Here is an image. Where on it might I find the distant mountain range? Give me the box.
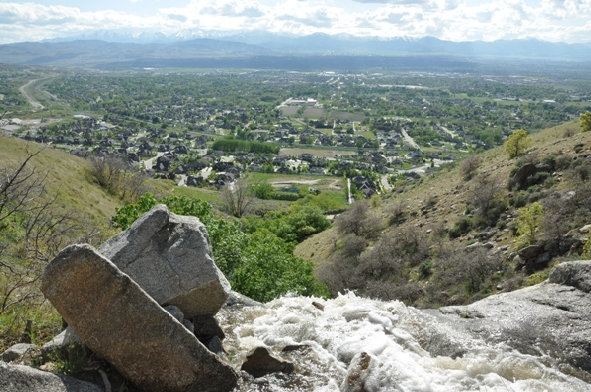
[1,33,590,70]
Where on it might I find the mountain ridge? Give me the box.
[1,35,590,69]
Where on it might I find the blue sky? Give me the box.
[1,1,590,44]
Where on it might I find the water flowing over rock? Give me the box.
[435,260,591,377]
[0,361,102,392]
[99,204,230,317]
[217,280,591,391]
[41,244,238,392]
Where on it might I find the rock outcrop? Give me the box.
[99,204,230,317]
[1,344,36,362]
[41,244,238,392]
[431,260,591,375]
[0,361,102,392]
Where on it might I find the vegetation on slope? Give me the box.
[299,120,591,307]
[0,137,127,350]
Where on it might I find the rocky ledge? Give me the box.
[427,260,591,380]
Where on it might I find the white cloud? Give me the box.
[0,0,590,44]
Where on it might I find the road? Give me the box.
[400,128,422,151]
[19,79,45,110]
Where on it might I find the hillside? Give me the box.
[0,135,121,224]
[297,120,591,306]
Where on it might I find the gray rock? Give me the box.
[41,244,238,392]
[549,260,591,293]
[517,244,542,261]
[193,314,225,343]
[1,344,37,362]
[0,361,102,392]
[224,290,262,307]
[164,305,195,333]
[163,304,185,322]
[509,163,536,190]
[241,347,294,378]
[99,204,231,317]
[41,327,83,360]
[432,260,591,374]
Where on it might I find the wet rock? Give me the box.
[41,244,238,392]
[0,361,102,392]
[342,352,372,392]
[433,260,591,374]
[99,204,231,317]
[241,347,294,378]
[1,343,36,362]
[281,344,310,353]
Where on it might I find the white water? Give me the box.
[218,292,589,391]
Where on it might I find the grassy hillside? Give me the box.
[0,136,122,224]
[297,120,591,307]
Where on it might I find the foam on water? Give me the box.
[218,292,589,391]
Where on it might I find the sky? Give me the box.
[0,0,590,44]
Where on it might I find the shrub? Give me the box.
[460,155,481,180]
[334,200,382,239]
[582,239,591,259]
[251,182,274,200]
[505,129,530,158]
[449,216,473,238]
[509,191,529,208]
[387,201,407,226]
[580,111,591,132]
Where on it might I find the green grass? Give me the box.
[170,184,224,208]
[0,135,122,224]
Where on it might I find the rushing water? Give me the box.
[217,292,590,391]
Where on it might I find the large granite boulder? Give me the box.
[429,260,591,376]
[0,361,102,392]
[41,244,238,392]
[99,204,230,317]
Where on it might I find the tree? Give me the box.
[516,201,543,248]
[505,129,530,158]
[221,179,253,218]
[581,112,591,133]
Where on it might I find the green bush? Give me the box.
[271,191,301,201]
[111,194,328,302]
[449,216,473,238]
[251,182,274,200]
